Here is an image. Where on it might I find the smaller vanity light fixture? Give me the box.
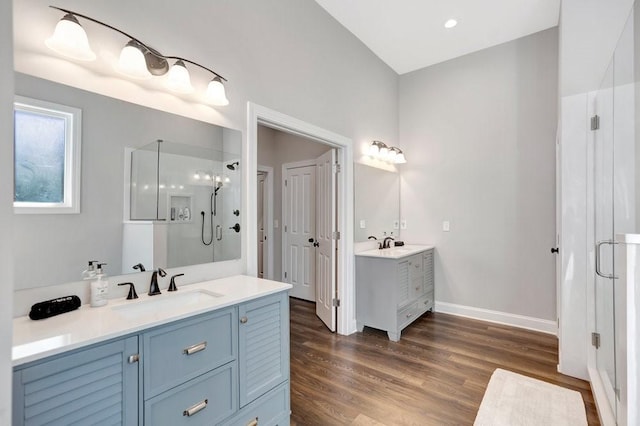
[368,141,407,164]
[45,6,229,106]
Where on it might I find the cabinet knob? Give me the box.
[247,417,259,426]
[127,354,140,364]
[240,316,248,324]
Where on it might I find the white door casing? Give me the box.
[283,161,316,301]
[257,171,266,278]
[315,149,337,331]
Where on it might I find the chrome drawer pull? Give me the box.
[127,354,140,364]
[183,341,207,355]
[240,316,248,324]
[247,417,259,426]
[183,399,208,417]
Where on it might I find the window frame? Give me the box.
[13,96,82,214]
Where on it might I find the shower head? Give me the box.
[226,161,239,171]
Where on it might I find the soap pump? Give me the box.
[82,260,99,280]
[90,263,109,307]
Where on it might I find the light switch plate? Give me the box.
[443,221,450,232]
[393,220,399,229]
[400,220,407,229]
[360,219,366,229]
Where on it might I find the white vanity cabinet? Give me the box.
[13,290,290,426]
[356,246,434,341]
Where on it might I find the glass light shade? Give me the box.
[165,60,194,94]
[116,42,152,79]
[387,148,397,162]
[395,152,407,164]
[379,145,389,158]
[45,14,96,61]
[206,77,229,106]
[368,142,380,157]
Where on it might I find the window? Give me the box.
[14,96,82,214]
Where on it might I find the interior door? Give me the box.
[257,172,266,278]
[315,149,337,332]
[283,163,316,301]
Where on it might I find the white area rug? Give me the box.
[474,369,588,426]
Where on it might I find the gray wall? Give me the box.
[257,125,331,281]
[399,28,559,321]
[0,1,14,422]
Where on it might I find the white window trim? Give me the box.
[13,96,82,214]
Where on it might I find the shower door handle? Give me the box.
[595,240,618,279]
[216,225,222,241]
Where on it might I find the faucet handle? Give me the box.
[168,274,184,292]
[118,282,139,300]
[133,263,146,272]
[157,268,167,277]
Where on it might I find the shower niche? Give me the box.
[123,137,241,272]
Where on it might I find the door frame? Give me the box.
[257,165,274,280]
[281,159,317,295]
[246,102,355,335]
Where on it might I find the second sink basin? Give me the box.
[111,289,223,318]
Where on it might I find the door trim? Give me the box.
[258,165,274,280]
[246,102,355,336]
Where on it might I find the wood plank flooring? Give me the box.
[289,298,600,426]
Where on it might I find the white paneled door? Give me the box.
[283,163,316,301]
[315,149,337,332]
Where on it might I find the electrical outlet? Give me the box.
[393,220,399,229]
[443,221,450,232]
[400,220,407,229]
[360,219,366,229]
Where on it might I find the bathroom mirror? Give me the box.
[354,163,400,242]
[13,73,242,290]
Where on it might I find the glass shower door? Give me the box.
[593,60,618,418]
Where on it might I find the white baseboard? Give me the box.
[435,301,557,335]
[588,367,616,426]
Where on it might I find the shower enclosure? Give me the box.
[126,139,241,270]
[591,6,639,424]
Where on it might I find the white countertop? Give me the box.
[13,275,291,367]
[355,244,434,259]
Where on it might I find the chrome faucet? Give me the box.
[382,236,395,249]
[148,268,166,296]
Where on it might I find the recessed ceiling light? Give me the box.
[444,19,458,29]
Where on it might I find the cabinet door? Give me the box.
[238,292,290,407]
[13,336,139,426]
[396,259,410,308]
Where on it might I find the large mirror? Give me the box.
[354,163,400,242]
[13,72,242,290]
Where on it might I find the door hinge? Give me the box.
[284,225,287,232]
[332,298,340,307]
[332,163,341,173]
[332,231,340,240]
[592,332,601,349]
[284,271,287,279]
[285,179,287,187]
[590,115,600,131]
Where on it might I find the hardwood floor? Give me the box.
[289,298,600,426]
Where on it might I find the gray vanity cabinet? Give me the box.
[13,336,139,425]
[13,291,291,426]
[356,248,435,341]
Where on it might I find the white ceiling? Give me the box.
[315,0,561,75]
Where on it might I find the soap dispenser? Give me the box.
[90,263,109,307]
[82,260,99,280]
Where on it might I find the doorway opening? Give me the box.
[246,103,355,336]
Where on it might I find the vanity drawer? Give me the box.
[408,254,423,276]
[143,307,237,398]
[144,362,237,426]
[417,294,434,314]
[222,382,290,426]
[410,276,424,299]
[397,303,417,328]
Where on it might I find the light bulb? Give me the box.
[116,40,152,79]
[215,175,222,183]
[206,77,229,106]
[193,173,201,180]
[165,60,194,94]
[204,173,212,181]
[45,13,96,61]
[224,176,230,183]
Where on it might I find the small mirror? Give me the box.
[354,163,400,242]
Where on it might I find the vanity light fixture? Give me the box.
[45,5,229,105]
[368,141,407,164]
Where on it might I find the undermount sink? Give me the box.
[111,289,223,318]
